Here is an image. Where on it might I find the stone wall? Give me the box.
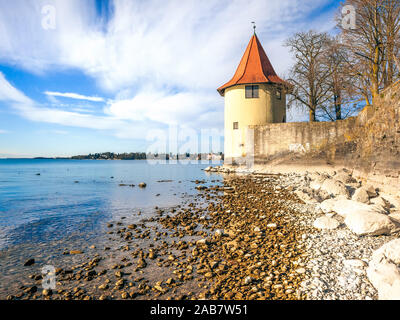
[249,117,357,163]
[243,80,400,194]
[352,80,400,178]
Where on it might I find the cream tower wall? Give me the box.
[224,83,286,160]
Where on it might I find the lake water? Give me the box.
[0,159,222,296]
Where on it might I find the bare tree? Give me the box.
[285,31,332,122]
[382,0,400,86]
[319,36,348,120]
[339,0,400,102]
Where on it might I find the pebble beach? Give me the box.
[3,164,400,300]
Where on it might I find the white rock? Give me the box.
[214,229,223,237]
[267,223,277,229]
[364,185,378,198]
[196,239,208,245]
[367,260,400,300]
[352,187,370,204]
[320,178,350,198]
[204,166,212,172]
[344,211,396,236]
[389,212,400,224]
[334,172,355,184]
[313,216,340,230]
[331,199,387,217]
[370,196,391,211]
[320,198,341,213]
[295,190,318,204]
[367,239,400,299]
[343,259,368,268]
[244,276,253,285]
[253,227,261,232]
[296,268,306,274]
[370,239,400,265]
[310,176,326,191]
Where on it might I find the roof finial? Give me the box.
[251,21,256,34]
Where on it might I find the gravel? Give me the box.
[270,171,399,300]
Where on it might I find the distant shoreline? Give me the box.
[0,158,222,161]
[0,153,224,161]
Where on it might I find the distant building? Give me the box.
[217,32,290,162]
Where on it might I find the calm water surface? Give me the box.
[0,159,222,295]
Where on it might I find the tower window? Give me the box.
[276,89,282,100]
[245,85,259,98]
[233,122,239,130]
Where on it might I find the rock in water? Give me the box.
[24,258,35,266]
[138,182,147,188]
[70,250,83,255]
[42,289,52,296]
[313,216,340,230]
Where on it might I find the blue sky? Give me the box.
[0,0,342,157]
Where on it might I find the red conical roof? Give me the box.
[217,33,287,96]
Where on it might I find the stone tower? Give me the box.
[217,33,289,162]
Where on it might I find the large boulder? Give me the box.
[319,198,335,213]
[367,261,400,299]
[371,238,400,264]
[344,211,396,236]
[367,239,400,299]
[313,216,340,230]
[389,212,400,224]
[330,199,387,217]
[320,178,350,198]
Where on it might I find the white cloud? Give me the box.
[0,72,33,104]
[0,0,339,145]
[0,71,219,143]
[44,91,104,102]
[105,88,221,127]
[0,0,337,93]
[0,71,126,131]
[0,129,9,134]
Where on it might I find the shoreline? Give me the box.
[4,165,400,300]
[3,172,310,300]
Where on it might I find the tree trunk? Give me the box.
[309,108,316,122]
[334,93,342,120]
